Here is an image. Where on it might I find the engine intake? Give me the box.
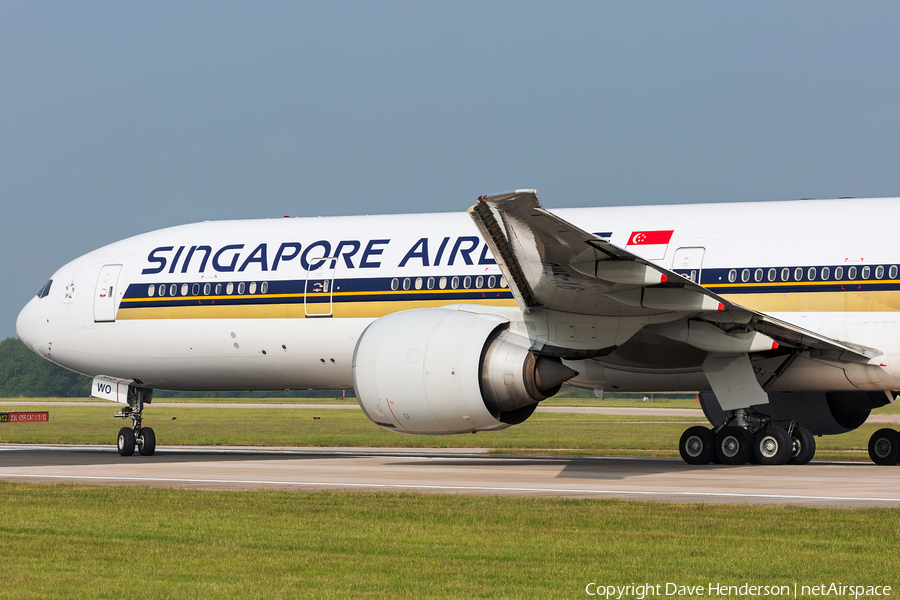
[352,307,576,434]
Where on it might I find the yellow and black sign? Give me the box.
[0,412,49,423]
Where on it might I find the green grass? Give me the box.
[0,404,893,460]
[0,405,701,454]
[0,483,897,600]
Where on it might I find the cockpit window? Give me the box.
[37,280,53,298]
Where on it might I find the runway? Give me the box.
[1,444,898,508]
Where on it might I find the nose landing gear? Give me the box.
[114,387,156,456]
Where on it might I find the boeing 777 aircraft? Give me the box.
[15,191,900,466]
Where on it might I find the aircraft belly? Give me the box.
[567,351,900,394]
[49,318,367,391]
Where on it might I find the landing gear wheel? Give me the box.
[752,426,792,465]
[868,428,900,465]
[138,427,156,456]
[679,426,715,465]
[787,426,816,465]
[716,426,753,465]
[117,427,135,456]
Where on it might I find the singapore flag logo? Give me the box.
[626,230,674,261]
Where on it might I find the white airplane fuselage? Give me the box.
[16,197,900,396]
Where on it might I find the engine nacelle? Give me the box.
[352,307,576,434]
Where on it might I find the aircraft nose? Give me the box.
[16,296,42,352]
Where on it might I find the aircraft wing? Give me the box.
[469,190,880,363]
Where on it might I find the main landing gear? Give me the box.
[679,409,815,466]
[114,387,156,456]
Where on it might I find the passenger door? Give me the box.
[671,247,706,284]
[93,264,122,322]
[305,254,335,317]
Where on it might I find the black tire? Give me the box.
[715,426,753,465]
[117,427,135,457]
[679,426,715,465]
[787,426,816,465]
[138,427,156,456]
[868,428,900,465]
[752,426,792,465]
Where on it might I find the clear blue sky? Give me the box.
[3,1,899,338]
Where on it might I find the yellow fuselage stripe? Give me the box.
[116,298,519,320]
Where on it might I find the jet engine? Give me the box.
[352,307,577,434]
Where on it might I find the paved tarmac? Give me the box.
[0,444,898,508]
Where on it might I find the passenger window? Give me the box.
[158,285,166,297]
[767,268,776,282]
[463,276,472,289]
[848,266,857,280]
[500,276,508,288]
[226,282,234,294]
[807,267,816,281]
[488,275,496,288]
[875,266,884,280]
[191,283,200,296]
[249,282,257,294]
[439,277,447,290]
[148,284,155,297]
[741,269,750,282]
[451,276,459,289]
[390,278,399,291]
[402,278,411,291]
[179,284,187,296]
[821,267,830,280]
[891,265,899,279]
[861,266,870,280]
[476,275,484,288]
[238,282,246,294]
[414,277,423,290]
[426,277,435,290]
[203,283,211,295]
[835,266,844,280]
[728,269,736,283]
[781,268,790,281]
[261,282,268,294]
[794,267,803,281]
[215,283,222,295]
[754,269,763,282]
[170,284,178,296]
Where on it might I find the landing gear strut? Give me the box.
[114,386,155,456]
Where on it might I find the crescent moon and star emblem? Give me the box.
[631,232,647,244]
